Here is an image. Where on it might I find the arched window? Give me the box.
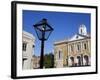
[70,57,74,66]
[77,56,81,66]
[84,55,89,66]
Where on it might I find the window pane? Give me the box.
[58,50,62,59]
[59,51,60,59]
[77,45,80,51]
[84,43,86,49]
[23,43,27,51]
[71,45,73,52]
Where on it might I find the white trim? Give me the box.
[16,3,96,77]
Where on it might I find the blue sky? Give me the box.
[23,10,90,56]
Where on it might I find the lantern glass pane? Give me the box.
[44,30,52,40]
[34,27,43,40]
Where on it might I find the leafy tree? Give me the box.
[44,53,54,68]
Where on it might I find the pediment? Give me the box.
[69,34,87,41]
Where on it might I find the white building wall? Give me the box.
[22,31,35,69]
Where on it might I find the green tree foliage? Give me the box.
[44,53,54,68]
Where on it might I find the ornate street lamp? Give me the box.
[33,18,54,68]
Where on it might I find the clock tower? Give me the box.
[79,24,87,35]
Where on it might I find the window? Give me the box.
[77,56,81,66]
[71,45,73,52]
[22,58,27,69]
[84,43,87,49]
[84,55,89,66]
[58,51,61,59]
[77,45,80,51]
[77,43,81,51]
[70,57,74,66]
[58,50,62,59]
[23,43,27,51]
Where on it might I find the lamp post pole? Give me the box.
[40,39,44,68]
[40,31,45,68]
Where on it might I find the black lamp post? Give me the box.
[33,18,54,68]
